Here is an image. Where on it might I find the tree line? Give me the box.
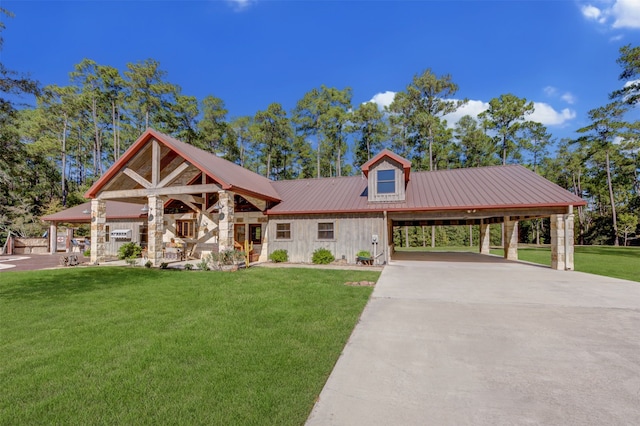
[1,8,639,246]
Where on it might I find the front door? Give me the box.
[234,224,246,246]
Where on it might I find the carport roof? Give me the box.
[266,164,586,215]
[41,201,146,223]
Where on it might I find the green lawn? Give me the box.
[492,245,640,283]
[0,267,379,425]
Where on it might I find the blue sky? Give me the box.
[2,0,640,148]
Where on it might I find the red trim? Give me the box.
[266,201,585,216]
[361,149,412,181]
[85,128,281,203]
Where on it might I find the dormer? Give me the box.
[361,149,411,202]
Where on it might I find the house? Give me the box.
[46,129,585,270]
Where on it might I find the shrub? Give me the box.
[269,249,288,263]
[312,248,334,265]
[83,249,91,257]
[197,258,210,271]
[159,262,169,270]
[145,260,152,268]
[183,263,194,270]
[118,242,142,260]
[357,250,371,258]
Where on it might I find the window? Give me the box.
[176,220,195,238]
[317,222,334,240]
[377,169,395,194]
[250,224,262,244]
[276,223,291,240]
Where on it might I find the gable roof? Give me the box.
[85,129,280,202]
[41,201,146,223]
[361,149,412,182]
[267,165,585,215]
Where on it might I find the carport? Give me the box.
[388,206,575,269]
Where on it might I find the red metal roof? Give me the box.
[85,129,280,202]
[267,165,586,215]
[361,149,411,182]
[41,201,146,223]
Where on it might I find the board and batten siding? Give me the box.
[103,219,144,257]
[268,213,386,264]
[368,158,406,202]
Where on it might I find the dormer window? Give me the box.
[361,149,411,203]
[377,170,395,194]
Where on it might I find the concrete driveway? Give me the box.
[307,252,640,425]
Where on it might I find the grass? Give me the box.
[397,244,640,283]
[492,245,640,283]
[0,267,379,425]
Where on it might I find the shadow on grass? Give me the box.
[0,267,157,300]
[576,246,640,259]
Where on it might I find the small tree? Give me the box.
[618,212,638,246]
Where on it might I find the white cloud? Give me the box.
[544,86,558,97]
[610,34,624,41]
[611,0,640,28]
[368,91,397,110]
[580,1,640,29]
[227,0,254,11]
[581,4,604,22]
[561,92,576,104]
[442,99,489,126]
[529,102,577,126]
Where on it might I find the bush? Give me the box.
[159,262,169,270]
[312,248,334,265]
[357,250,371,258]
[183,263,194,270]
[144,260,152,268]
[197,258,210,271]
[269,249,288,263]
[118,242,142,260]
[83,249,90,257]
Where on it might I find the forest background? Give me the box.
[1,7,639,248]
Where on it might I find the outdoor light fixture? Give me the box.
[141,204,149,213]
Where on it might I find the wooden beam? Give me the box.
[123,168,152,189]
[97,183,222,200]
[157,162,191,188]
[172,194,205,205]
[151,139,160,186]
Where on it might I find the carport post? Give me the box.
[503,217,518,260]
[49,222,57,254]
[90,199,107,264]
[551,206,575,271]
[479,221,490,255]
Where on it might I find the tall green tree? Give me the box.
[479,93,534,165]
[253,103,293,180]
[197,95,239,161]
[292,86,352,177]
[349,101,388,167]
[454,115,499,167]
[611,44,640,105]
[388,69,465,171]
[521,121,551,172]
[124,59,178,134]
[577,102,627,245]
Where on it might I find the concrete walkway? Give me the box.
[306,252,640,425]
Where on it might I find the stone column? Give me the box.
[551,211,574,271]
[147,195,165,266]
[479,221,491,255]
[565,210,575,271]
[49,222,57,254]
[90,199,106,264]
[503,217,518,261]
[551,214,565,270]
[218,190,234,252]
